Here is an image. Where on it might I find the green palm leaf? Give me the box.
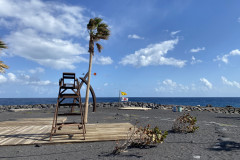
[0,61,9,73]
[0,40,7,49]
[96,43,103,53]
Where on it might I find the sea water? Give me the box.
[0,97,240,107]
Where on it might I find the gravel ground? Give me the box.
[0,107,240,160]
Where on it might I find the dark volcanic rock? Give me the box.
[206,104,212,107]
[0,101,239,115]
[226,106,235,114]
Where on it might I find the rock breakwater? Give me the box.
[0,102,240,114]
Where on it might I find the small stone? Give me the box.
[35,144,42,147]
[193,155,201,159]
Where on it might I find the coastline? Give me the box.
[0,102,239,114]
[1,97,240,107]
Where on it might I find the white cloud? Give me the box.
[5,29,88,69]
[170,30,181,37]
[128,34,144,39]
[104,83,108,86]
[229,49,240,56]
[0,51,7,57]
[28,80,51,86]
[221,76,240,88]
[93,55,113,65]
[238,17,240,23]
[29,67,44,74]
[162,79,177,87]
[200,78,212,89]
[0,0,90,69]
[191,56,202,64]
[30,86,49,95]
[190,47,205,53]
[215,55,229,63]
[0,0,88,36]
[120,39,186,68]
[0,72,55,86]
[19,73,30,81]
[155,79,189,93]
[214,49,240,64]
[0,75,7,83]
[7,73,16,81]
[155,78,216,95]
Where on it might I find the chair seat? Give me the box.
[59,94,79,98]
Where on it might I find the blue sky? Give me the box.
[1,0,240,98]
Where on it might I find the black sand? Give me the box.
[0,107,240,160]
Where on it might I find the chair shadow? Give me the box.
[0,133,48,141]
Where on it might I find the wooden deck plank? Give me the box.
[0,117,67,126]
[24,126,50,145]
[0,126,31,145]
[0,118,134,146]
[2,127,32,145]
[16,126,50,145]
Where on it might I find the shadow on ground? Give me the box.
[215,116,240,121]
[208,140,240,151]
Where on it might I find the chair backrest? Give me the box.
[62,72,75,88]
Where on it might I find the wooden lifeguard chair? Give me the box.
[50,72,86,141]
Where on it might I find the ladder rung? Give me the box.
[58,103,80,106]
[56,122,84,125]
[58,113,82,116]
[60,85,79,89]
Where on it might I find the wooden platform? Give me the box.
[0,117,67,126]
[118,106,151,111]
[0,117,133,146]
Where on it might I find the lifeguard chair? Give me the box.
[50,72,86,141]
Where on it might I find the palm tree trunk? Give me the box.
[84,36,94,123]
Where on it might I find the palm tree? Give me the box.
[0,40,9,73]
[84,17,110,123]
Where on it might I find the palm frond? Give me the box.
[87,17,103,31]
[94,17,102,26]
[97,27,109,34]
[95,33,110,40]
[0,61,9,73]
[96,43,103,53]
[96,22,110,40]
[87,19,96,30]
[92,35,100,42]
[0,40,7,49]
[98,23,108,28]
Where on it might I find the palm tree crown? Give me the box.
[0,40,8,73]
[87,17,110,54]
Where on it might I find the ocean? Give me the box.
[0,97,240,107]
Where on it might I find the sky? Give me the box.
[1,0,240,98]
